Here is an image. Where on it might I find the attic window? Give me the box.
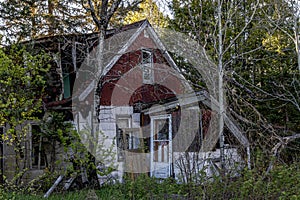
[141,49,154,84]
[142,50,152,64]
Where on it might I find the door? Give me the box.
[150,115,172,178]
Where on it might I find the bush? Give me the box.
[1,163,300,199]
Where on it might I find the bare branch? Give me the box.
[100,0,108,29]
[266,133,300,174]
[86,0,101,29]
[223,0,259,55]
[107,0,122,22]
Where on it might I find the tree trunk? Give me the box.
[217,0,225,170]
[295,16,300,73]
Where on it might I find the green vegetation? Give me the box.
[0,46,50,183]
[1,0,300,199]
[1,163,300,199]
[170,0,300,164]
[0,190,89,200]
[124,0,169,27]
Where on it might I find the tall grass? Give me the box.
[1,163,300,199]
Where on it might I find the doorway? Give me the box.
[150,115,172,178]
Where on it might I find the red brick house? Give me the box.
[0,20,248,184]
[71,20,246,181]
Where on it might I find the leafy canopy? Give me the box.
[0,46,50,129]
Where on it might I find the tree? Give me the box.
[261,0,300,73]
[169,0,300,170]
[0,46,50,181]
[124,0,169,27]
[66,0,144,164]
[170,0,261,168]
[82,0,144,81]
[0,0,91,43]
[170,0,216,50]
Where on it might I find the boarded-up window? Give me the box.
[116,116,141,161]
[116,116,131,161]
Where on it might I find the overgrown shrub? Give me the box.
[2,162,300,199]
[95,163,300,199]
[24,170,60,194]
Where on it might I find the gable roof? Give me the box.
[31,21,150,108]
[76,19,184,101]
[101,19,181,76]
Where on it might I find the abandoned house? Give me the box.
[0,20,250,184]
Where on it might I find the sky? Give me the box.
[154,0,173,18]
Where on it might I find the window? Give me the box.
[116,116,141,161]
[31,125,48,169]
[116,116,130,161]
[126,129,141,150]
[152,118,170,163]
[141,49,154,84]
[142,50,152,64]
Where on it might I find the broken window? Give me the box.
[31,125,48,169]
[116,116,131,161]
[142,50,152,64]
[126,129,141,150]
[141,49,154,84]
[152,118,170,163]
[116,116,141,161]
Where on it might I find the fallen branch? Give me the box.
[266,133,300,174]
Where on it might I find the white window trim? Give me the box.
[150,114,172,178]
[141,49,154,84]
[116,115,142,161]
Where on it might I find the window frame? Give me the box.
[141,49,154,84]
[30,124,48,170]
[116,115,142,161]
